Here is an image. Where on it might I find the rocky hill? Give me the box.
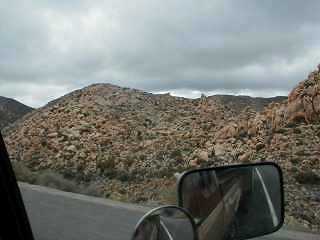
[3,86,285,178]
[210,66,320,231]
[3,66,320,232]
[3,84,235,176]
[0,96,33,130]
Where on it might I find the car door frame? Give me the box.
[0,131,35,240]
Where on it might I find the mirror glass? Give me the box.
[132,206,196,240]
[179,163,283,240]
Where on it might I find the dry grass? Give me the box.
[159,185,178,205]
[12,161,104,197]
[11,161,36,184]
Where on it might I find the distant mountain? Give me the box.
[0,96,33,130]
[209,95,287,113]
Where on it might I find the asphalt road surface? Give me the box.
[19,183,319,240]
[19,183,149,240]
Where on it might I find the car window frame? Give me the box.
[0,132,35,240]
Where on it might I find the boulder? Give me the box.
[198,150,209,161]
[213,144,227,158]
[239,152,252,163]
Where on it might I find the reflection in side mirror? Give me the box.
[178,163,284,240]
[132,206,198,240]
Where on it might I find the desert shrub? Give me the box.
[12,161,36,184]
[138,154,147,161]
[290,157,300,164]
[137,131,143,141]
[160,185,177,205]
[103,169,135,182]
[35,171,80,193]
[170,149,183,160]
[173,164,189,174]
[116,171,132,182]
[155,150,167,161]
[294,170,320,185]
[153,167,171,178]
[80,182,103,197]
[123,155,136,168]
[166,114,176,122]
[97,155,116,170]
[60,169,78,180]
[129,169,147,182]
[103,168,118,179]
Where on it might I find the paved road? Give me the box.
[19,183,319,240]
[19,183,149,240]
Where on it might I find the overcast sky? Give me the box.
[1,0,320,107]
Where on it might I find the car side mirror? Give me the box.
[131,205,198,240]
[178,162,284,240]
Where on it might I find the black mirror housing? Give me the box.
[178,162,285,240]
[132,205,198,240]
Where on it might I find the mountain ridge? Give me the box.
[2,84,285,135]
[208,94,287,113]
[0,96,33,130]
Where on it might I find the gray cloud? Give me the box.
[1,0,320,107]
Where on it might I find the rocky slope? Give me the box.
[0,96,33,130]
[3,88,284,179]
[210,66,320,231]
[3,85,235,177]
[3,66,320,232]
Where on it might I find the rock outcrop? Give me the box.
[210,66,320,231]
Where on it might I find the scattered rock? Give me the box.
[197,150,209,162]
[239,152,252,163]
[48,132,58,138]
[255,142,265,151]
